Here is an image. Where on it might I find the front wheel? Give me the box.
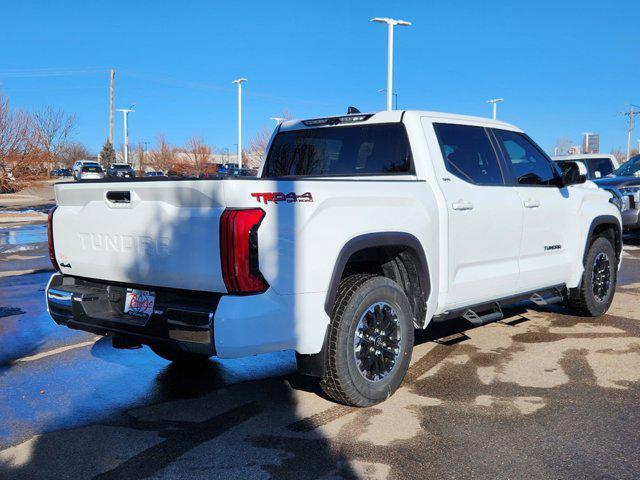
[320,274,414,407]
[567,236,617,316]
[149,344,212,365]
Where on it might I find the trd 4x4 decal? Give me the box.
[251,192,313,204]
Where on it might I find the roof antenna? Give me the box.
[347,106,361,114]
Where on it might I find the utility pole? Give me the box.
[621,107,640,161]
[116,107,135,164]
[371,17,411,111]
[232,78,247,168]
[487,98,504,120]
[109,69,115,144]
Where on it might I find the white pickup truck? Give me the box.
[46,110,622,406]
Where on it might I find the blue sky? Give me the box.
[1,0,638,154]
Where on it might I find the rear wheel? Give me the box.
[320,274,414,407]
[149,344,212,365]
[567,236,617,316]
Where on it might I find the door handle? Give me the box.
[452,200,474,211]
[523,199,540,208]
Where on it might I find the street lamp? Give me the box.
[232,78,248,168]
[378,88,398,110]
[116,105,135,164]
[486,98,503,120]
[371,17,411,111]
[270,117,285,125]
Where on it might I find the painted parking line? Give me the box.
[15,337,101,363]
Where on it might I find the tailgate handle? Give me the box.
[106,191,131,204]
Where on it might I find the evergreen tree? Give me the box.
[99,140,116,164]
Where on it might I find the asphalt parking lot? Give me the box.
[0,232,639,479]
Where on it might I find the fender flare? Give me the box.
[324,232,430,316]
[583,215,622,263]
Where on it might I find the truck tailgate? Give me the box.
[52,180,228,292]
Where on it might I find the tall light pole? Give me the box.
[378,88,398,110]
[270,117,285,125]
[371,17,411,111]
[232,78,247,168]
[116,106,135,164]
[487,98,504,120]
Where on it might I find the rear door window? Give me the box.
[263,124,413,177]
[433,123,504,185]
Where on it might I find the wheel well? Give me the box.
[340,245,429,327]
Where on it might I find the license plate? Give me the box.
[124,289,156,317]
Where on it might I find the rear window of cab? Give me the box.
[263,124,413,177]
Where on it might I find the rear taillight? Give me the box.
[47,206,59,272]
[220,208,268,294]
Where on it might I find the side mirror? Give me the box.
[560,161,587,187]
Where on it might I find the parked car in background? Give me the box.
[107,163,136,179]
[593,154,640,231]
[51,168,72,177]
[552,154,619,180]
[76,163,105,181]
[227,167,257,177]
[144,171,165,177]
[46,110,622,407]
[72,160,101,180]
[215,163,229,176]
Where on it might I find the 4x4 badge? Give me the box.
[251,192,313,204]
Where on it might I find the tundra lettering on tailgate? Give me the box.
[77,232,170,255]
[251,192,313,204]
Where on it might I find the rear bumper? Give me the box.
[46,273,220,355]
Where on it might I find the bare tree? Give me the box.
[32,106,76,176]
[244,127,271,170]
[184,136,212,176]
[147,134,177,173]
[58,142,92,167]
[135,141,147,173]
[0,92,38,192]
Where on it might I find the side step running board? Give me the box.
[462,304,503,326]
[529,291,564,307]
[431,284,567,325]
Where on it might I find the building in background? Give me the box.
[582,132,600,154]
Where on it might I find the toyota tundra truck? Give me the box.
[46,110,622,406]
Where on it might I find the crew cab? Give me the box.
[46,110,622,406]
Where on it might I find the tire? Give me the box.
[149,344,212,365]
[567,236,617,316]
[320,274,414,407]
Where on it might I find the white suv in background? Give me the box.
[72,159,102,180]
[552,153,619,180]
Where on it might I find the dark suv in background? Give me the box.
[594,154,640,231]
[107,163,136,179]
